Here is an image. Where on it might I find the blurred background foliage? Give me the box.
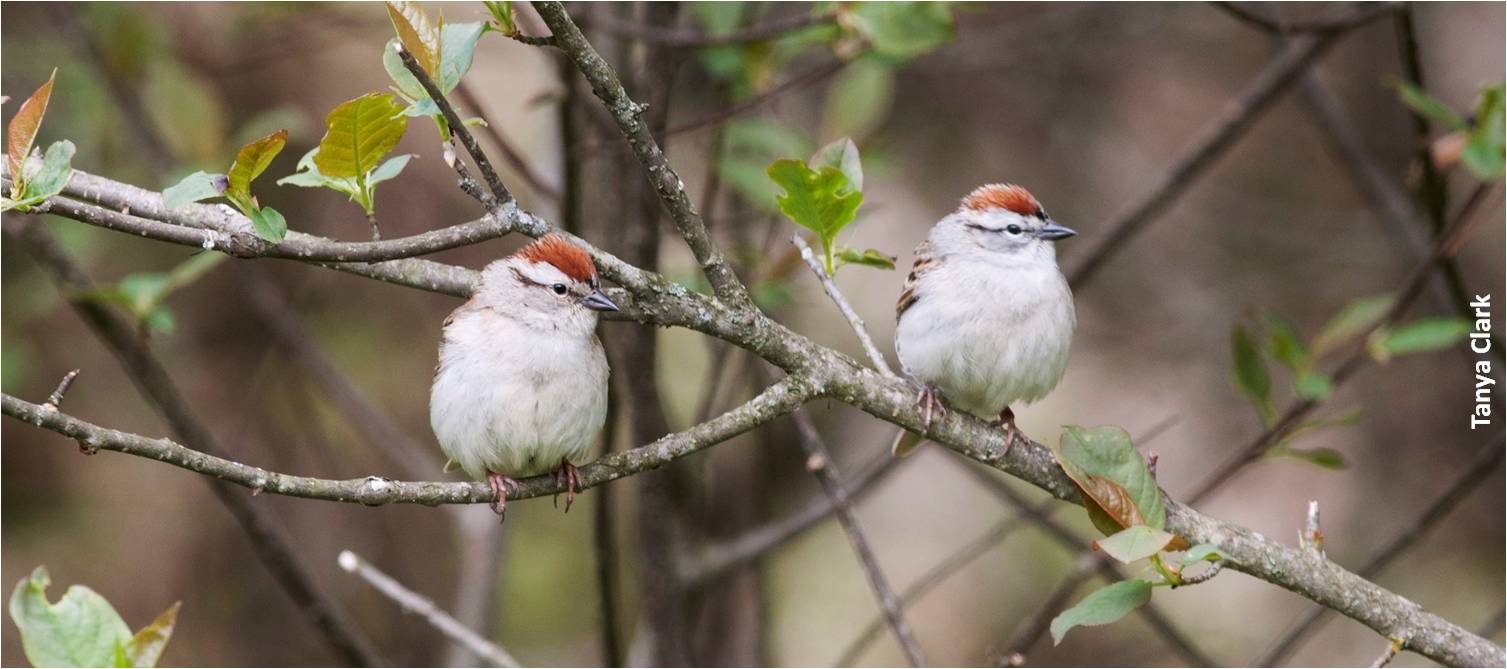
[2,2,1503,666]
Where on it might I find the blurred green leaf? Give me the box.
[1095,525,1175,564]
[248,206,287,243]
[1393,80,1468,131]
[1368,317,1471,362]
[1053,425,1165,531]
[1179,543,1226,566]
[142,60,229,166]
[1293,370,1333,401]
[821,58,895,141]
[767,158,862,273]
[399,97,441,118]
[843,2,955,63]
[1313,293,1394,356]
[161,171,226,209]
[225,129,287,204]
[1049,579,1153,645]
[810,137,864,192]
[315,93,407,180]
[1231,323,1273,423]
[7,67,56,193]
[9,566,132,668]
[835,246,894,270]
[1274,446,1347,470]
[1463,84,1504,179]
[1264,312,1308,372]
[122,602,179,668]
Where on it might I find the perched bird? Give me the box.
[430,235,618,517]
[891,183,1077,457]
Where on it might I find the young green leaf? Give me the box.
[1049,579,1153,645]
[122,602,180,668]
[162,171,228,209]
[248,206,287,243]
[436,22,486,94]
[7,67,57,191]
[1053,426,1166,531]
[1095,525,1176,564]
[811,137,864,192]
[766,158,862,273]
[1368,317,1470,362]
[1274,445,1347,470]
[1462,84,1504,179]
[1313,293,1395,355]
[1264,312,1309,372]
[383,38,428,101]
[1179,543,1227,566]
[483,1,516,34]
[1393,80,1468,131]
[226,129,288,204]
[385,0,441,77]
[835,246,896,270]
[367,153,415,186]
[1231,323,1272,421]
[3,140,77,210]
[314,93,407,180]
[1293,370,1334,401]
[9,566,133,668]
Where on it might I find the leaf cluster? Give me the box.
[1395,81,1505,180]
[3,69,77,213]
[766,138,892,274]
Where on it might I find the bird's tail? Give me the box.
[890,428,926,458]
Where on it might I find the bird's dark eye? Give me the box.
[1005,224,1023,235]
[551,283,568,295]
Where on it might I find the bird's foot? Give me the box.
[992,407,1022,452]
[913,382,948,432]
[551,459,582,513]
[485,470,519,522]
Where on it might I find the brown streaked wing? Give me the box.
[895,239,934,320]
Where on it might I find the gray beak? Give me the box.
[581,290,619,312]
[1037,221,1077,241]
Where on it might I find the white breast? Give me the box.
[895,256,1075,418]
[429,308,609,480]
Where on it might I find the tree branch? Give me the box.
[393,43,512,205]
[794,235,895,377]
[338,551,520,668]
[1209,1,1400,34]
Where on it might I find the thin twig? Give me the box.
[1066,26,1346,289]
[1301,499,1324,556]
[453,81,563,203]
[4,222,383,666]
[1370,636,1406,668]
[1210,1,1399,34]
[1173,560,1225,587]
[793,235,895,377]
[587,8,836,48]
[789,407,927,667]
[1255,433,1505,666]
[338,551,521,668]
[41,369,81,411]
[392,43,513,205]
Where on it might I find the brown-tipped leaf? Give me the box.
[124,601,180,668]
[226,129,287,202]
[7,68,57,186]
[386,1,440,76]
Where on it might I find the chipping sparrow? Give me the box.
[430,235,618,517]
[891,183,1077,456]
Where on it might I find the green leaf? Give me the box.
[248,206,287,243]
[21,139,75,203]
[383,38,427,100]
[766,158,862,272]
[1095,525,1176,564]
[1049,579,1153,645]
[1368,317,1470,362]
[122,602,179,668]
[278,148,360,195]
[1054,426,1166,531]
[7,67,56,194]
[844,2,956,63]
[1393,80,1468,131]
[9,566,133,668]
[1231,323,1272,422]
[226,129,288,203]
[810,137,864,193]
[385,0,441,77]
[1264,312,1309,372]
[144,307,176,336]
[162,170,226,209]
[399,98,441,118]
[368,153,414,186]
[1275,446,1347,470]
[1293,370,1333,401]
[1463,84,1504,179]
[1313,293,1394,355]
[436,22,486,94]
[1179,543,1226,566]
[314,93,407,180]
[483,1,515,34]
[821,59,895,142]
[835,246,895,270]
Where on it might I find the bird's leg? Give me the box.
[485,470,519,521]
[551,458,581,513]
[994,406,1023,450]
[913,382,948,432]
